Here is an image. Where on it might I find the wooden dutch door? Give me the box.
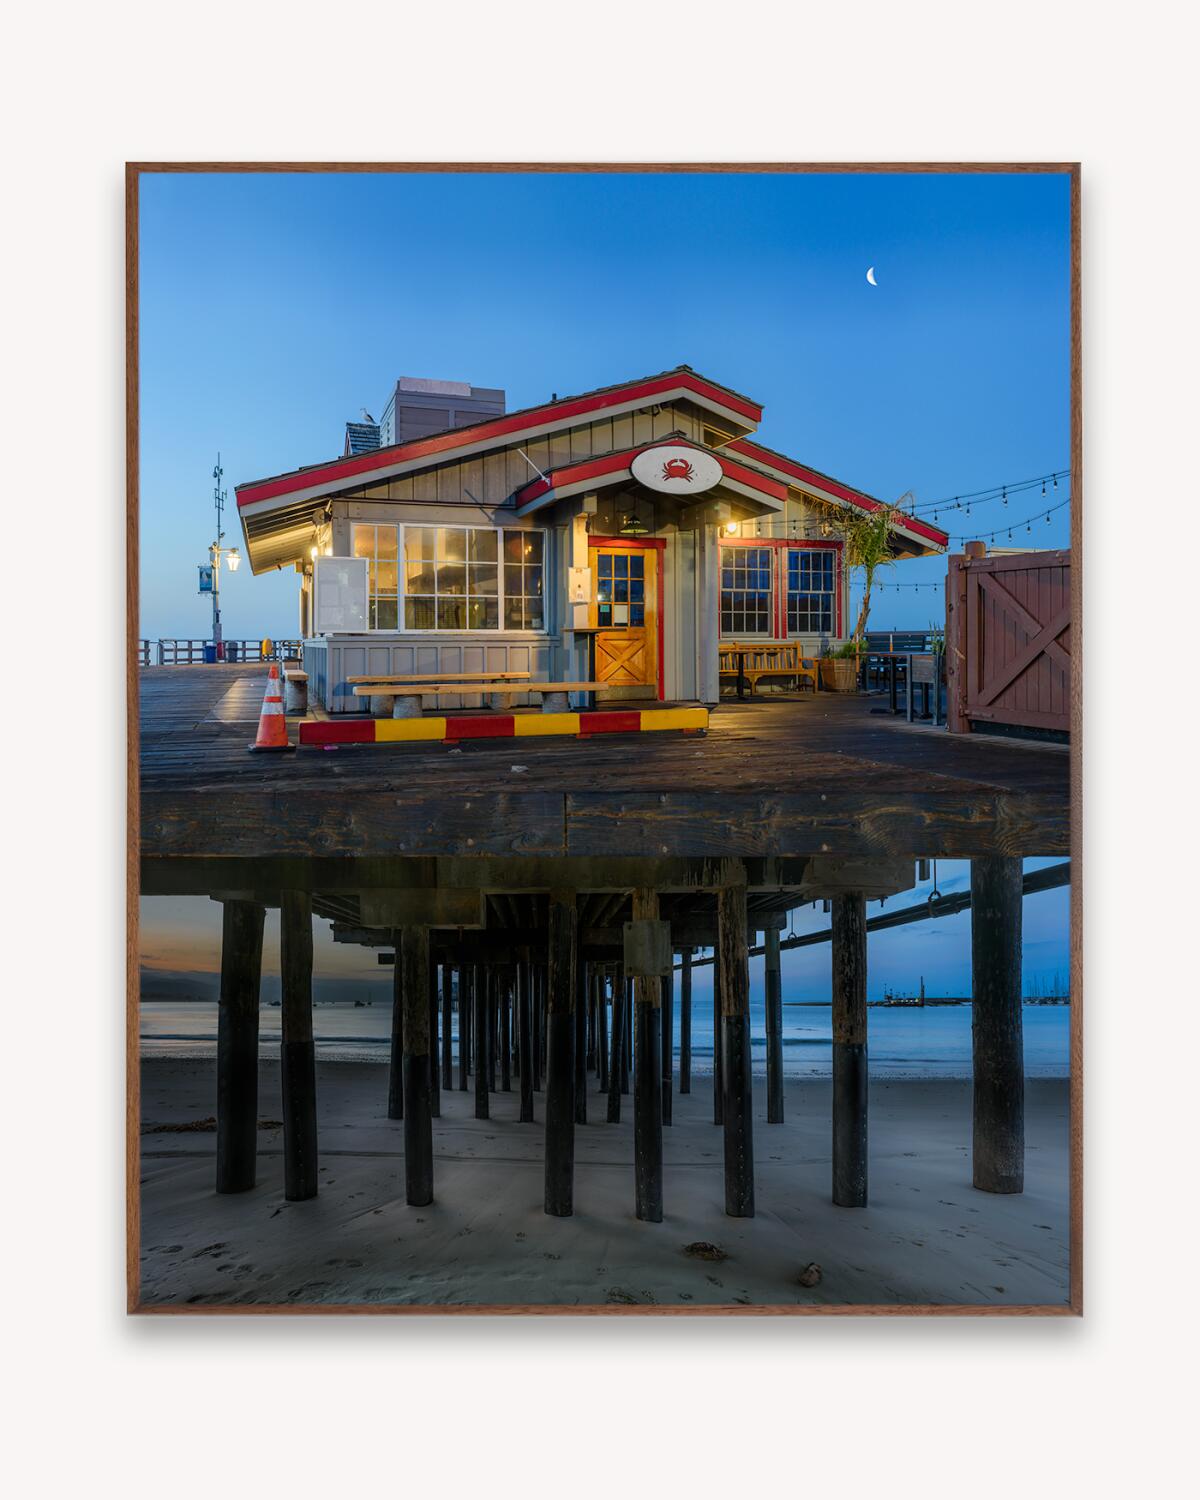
[588,543,658,698]
[948,549,1071,735]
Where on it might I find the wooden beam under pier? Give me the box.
[280,890,318,1202]
[215,899,265,1194]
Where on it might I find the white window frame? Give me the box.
[349,521,548,635]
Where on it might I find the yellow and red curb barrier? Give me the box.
[298,706,708,748]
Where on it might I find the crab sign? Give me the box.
[661,456,696,483]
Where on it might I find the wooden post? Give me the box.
[544,893,578,1216]
[621,979,632,1093]
[679,948,693,1095]
[388,929,404,1121]
[531,963,542,1092]
[487,970,498,1093]
[596,970,609,1092]
[428,958,441,1120]
[606,968,625,1124]
[712,957,723,1125]
[717,878,754,1217]
[216,899,264,1194]
[971,856,1025,1194]
[474,964,489,1120]
[764,925,784,1124]
[661,963,674,1127]
[574,958,588,1124]
[632,889,664,1222]
[280,890,318,1202]
[831,893,868,1208]
[457,965,470,1092]
[401,927,434,1205]
[500,968,512,1092]
[518,961,534,1123]
[441,962,454,1091]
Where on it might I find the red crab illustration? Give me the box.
[661,456,696,483]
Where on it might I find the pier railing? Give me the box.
[144,638,302,666]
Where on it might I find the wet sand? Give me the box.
[138,1058,1070,1310]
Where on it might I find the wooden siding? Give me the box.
[338,404,703,511]
[946,550,1071,736]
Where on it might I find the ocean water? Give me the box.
[140,997,1069,1079]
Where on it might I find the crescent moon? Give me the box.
[866,266,878,286]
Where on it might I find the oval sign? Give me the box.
[631,444,723,495]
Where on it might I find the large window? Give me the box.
[352,523,544,631]
[404,526,499,630]
[786,548,836,634]
[720,546,774,636]
[352,524,399,630]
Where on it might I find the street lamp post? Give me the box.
[201,454,240,656]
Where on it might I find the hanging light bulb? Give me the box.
[1002,486,1008,505]
[1041,479,1047,497]
[1045,511,1051,523]
[1053,474,1059,490]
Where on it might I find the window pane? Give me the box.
[376,559,398,592]
[438,563,467,596]
[630,555,644,578]
[525,565,542,597]
[405,560,435,593]
[437,597,466,630]
[377,527,398,559]
[468,597,499,630]
[439,528,467,563]
[504,599,526,630]
[374,599,398,631]
[471,563,498,595]
[631,603,645,626]
[523,532,543,564]
[503,531,526,564]
[405,526,436,562]
[405,596,436,630]
[470,530,497,563]
[353,526,375,558]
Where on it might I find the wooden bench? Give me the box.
[719,643,819,698]
[282,663,308,715]
[352,680,613,718]
[346,671,532,684]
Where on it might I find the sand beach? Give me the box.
[139,1057,1070,1310]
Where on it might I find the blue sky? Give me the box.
[138,170,1071,640]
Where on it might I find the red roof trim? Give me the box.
[727,439,949,547]
[237,372,763,509]
[515,439,787,508]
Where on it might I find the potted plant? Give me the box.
[820,640,860,692]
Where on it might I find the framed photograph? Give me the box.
[129,162,1078,1314]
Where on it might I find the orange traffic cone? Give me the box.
[247,663,296,752]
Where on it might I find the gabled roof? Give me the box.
[513,435,787,517]
[728,438,949,553]
[237,366,762,516]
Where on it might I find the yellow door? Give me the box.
[589,544,658,698]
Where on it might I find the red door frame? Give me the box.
[717,536,843,640]
[588,535,666,700]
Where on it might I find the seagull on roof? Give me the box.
[360,408,376,424]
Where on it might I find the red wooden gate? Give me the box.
[946,549,1071,736]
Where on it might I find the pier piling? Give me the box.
[632,889,664,1222]
[971,855,1025,1194]
[717,875,754,1217]
[401,926,434,1206]
[832,893,868,1207]
[679,948,692,1095]
[280,890,318,1202]
[215,898,265,1194]
[764,924,784,1124]
[544,893,578,1216]
[518,960,534,1123]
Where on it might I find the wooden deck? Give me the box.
[138,665,1069,862]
